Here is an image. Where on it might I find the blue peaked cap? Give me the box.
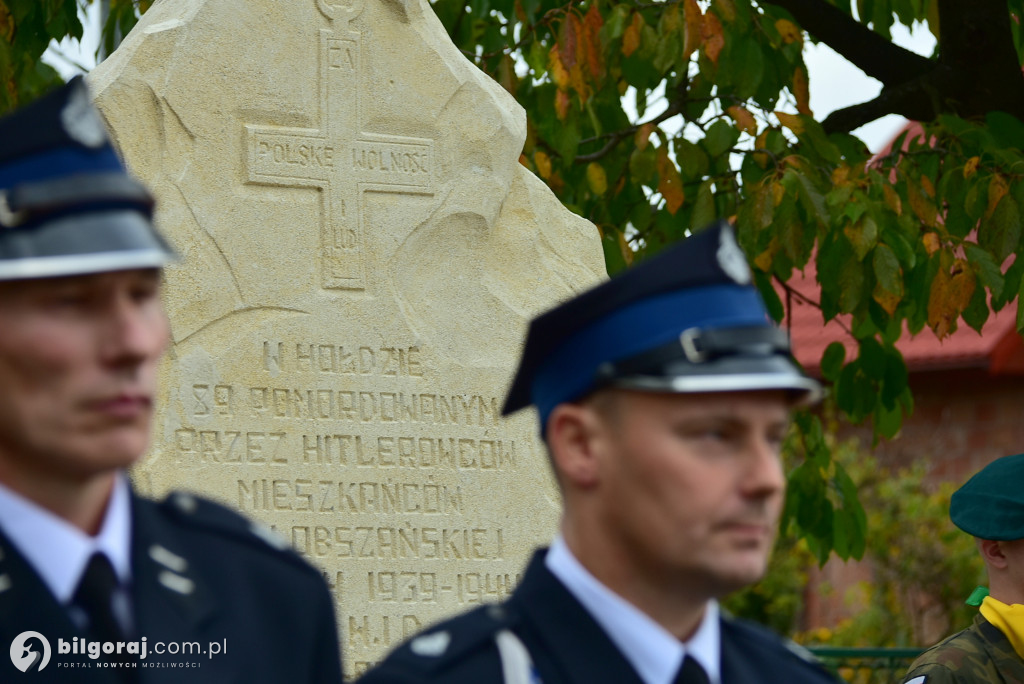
[0,76,174,280]
[502,222,821,429]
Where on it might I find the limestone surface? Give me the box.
[89,0,605,674]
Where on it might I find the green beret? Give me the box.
[950,453,1024,540]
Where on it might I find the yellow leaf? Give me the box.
[683,0,703,61]
[548,46,570,89]
[635,123,656,150]
[772,182,785,206]
[793,66,812,116]
[987,173,1010,219]
[754,237,779,271]
[775,18,803,45]
[920,175,935,198]
[622,12,643,57]
[656,147,685,214]
[535,151,552,180]
[0,1,12,43]
[922,232,941,255]
[617,229,635,266]
[873,284,902,316]
[963,156,981,179]
[555,89,571,120]
[907,177,937,227]
[775,112,804,136]
[662,3,681,33]
[726,105,757,135]
[753,129,770,168]
[702,12,725,64]
[882,184,902,216]
[831,165,850,186]
[713,0,737,22]
[587,162,608,195]
[928,260,975,339]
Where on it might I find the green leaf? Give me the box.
[703,119,740,159]
[692,179,716,230]
[873,244,901,293]
[1018,271,1024,334]
[980,193,1022,262]
[794,170,829,226]
[731,38,765,100]
[963,277,990,333]
[628,144,657,184]
[844,215,878,261]
[874,399,902,439]
[821,341,846,382]
[964,243,1005,300]
[754,269,785,323]
[674,138,710,182]
[839,254,866,313]
[987,111,1024,149]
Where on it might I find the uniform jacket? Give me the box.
[357,550,837,684]
[0,489,343,684]
[902,613,1024,683]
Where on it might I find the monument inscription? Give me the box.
[90,0,605,675]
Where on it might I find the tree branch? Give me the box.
[575,100,684,162]
[760,0,933,86]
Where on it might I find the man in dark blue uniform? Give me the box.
[358,222,838,684]
[0,78,343,683]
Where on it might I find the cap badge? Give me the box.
[716,226,752,285]
[61,84,108,149]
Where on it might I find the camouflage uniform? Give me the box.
[902,614,1024,683]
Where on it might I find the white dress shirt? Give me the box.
[0,473,133,603]
[546,536,722,684]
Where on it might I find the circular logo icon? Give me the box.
[10,632,50,673]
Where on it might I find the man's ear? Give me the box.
[546,403,602,490]
[979,538,1009,570]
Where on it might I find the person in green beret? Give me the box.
[901,453,1024,684]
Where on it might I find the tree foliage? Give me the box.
[431,0,1024,563]
[7,0,1024,566]
[0,0,149,112]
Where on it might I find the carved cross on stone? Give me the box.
[245,1,434,290]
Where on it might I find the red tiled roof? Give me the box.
[781,264,1024,374]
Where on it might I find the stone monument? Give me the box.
[88,0,605,675]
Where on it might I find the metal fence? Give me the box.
[808,647,924,683]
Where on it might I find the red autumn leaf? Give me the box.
[701,12,724,64]
[622,12,644,57]
[683,0,703,61]
[559,10,580,71]
[657,147,685,214]
[583,3,605,79]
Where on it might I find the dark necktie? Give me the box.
[674,655,711,684]
[72,552,137,682]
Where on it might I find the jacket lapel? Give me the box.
[507,551,646,684]
[719,621,762,684]
[0,529,119,683]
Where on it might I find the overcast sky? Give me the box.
[43,6,936,153]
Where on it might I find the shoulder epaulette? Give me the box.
[377,604,510,675]
[158,490,314,572]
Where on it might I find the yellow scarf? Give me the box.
[980,596,1024,659]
